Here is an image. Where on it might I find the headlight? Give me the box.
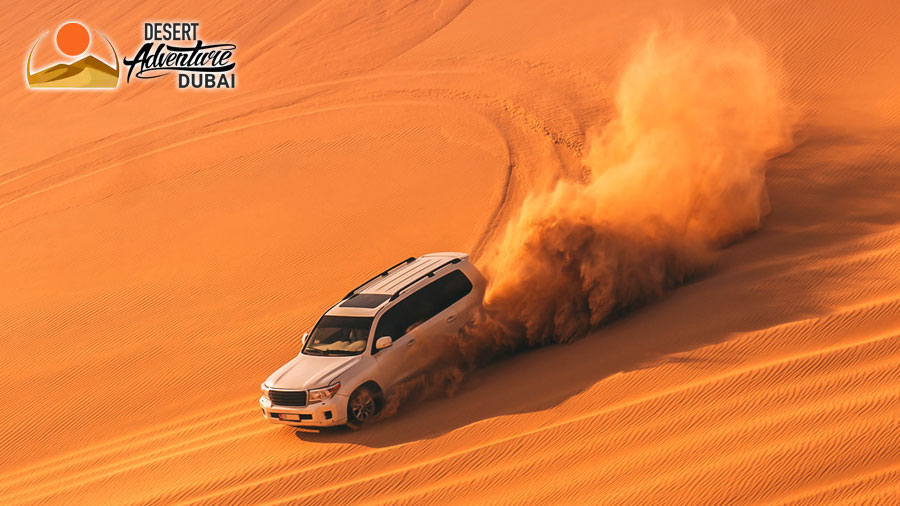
[308,382,341,403]
[260,382,270,400]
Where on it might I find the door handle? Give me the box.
[446,315,457,323]
[407,339,416,347]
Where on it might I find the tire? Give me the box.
[347,385,379,428]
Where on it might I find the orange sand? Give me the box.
[1,1,899,504]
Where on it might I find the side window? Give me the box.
[374,289,431,341]
[374,306,401,342]
[373,270,473,345]
[431,270,473,312]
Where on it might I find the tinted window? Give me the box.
[430,269,473,313]
[374,270,473,344]
[374,290,429,342]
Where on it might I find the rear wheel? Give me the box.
[347,385,379,428]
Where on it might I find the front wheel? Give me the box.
[347,385,379,428]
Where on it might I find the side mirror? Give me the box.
[375,336,393,351]
[301,332,310,345]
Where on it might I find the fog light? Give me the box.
[324,411,332,420]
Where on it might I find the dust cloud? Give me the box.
[460,20,793,364]
[386,20,793,409]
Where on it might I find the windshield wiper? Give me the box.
[304,348,356,356]
[321,350,356,356]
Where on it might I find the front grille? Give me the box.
[269,389,307,407]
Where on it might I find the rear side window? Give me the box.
[430,269,473,312]
[374,270,473,343]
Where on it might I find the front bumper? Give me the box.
[259,394,348,427]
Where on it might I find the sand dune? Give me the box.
[2,0,899,504]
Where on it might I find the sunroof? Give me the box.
[339,293,391,308]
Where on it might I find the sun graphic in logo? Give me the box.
[57,22,91,56]
[26,22,119,89]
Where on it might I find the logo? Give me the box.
[26,22,119,89]
[123,22,236,89]
[25,21,235,91]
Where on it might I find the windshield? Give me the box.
[303,316,373,356]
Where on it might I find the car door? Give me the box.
[432,269,476,335]
[388,270,479,379]
[372,275,468,389]
[415,269,475,363]
[371,290,429,389]
[402,294,458,375]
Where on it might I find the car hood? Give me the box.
[265,354,361,390]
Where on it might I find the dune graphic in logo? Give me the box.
[26,22,119,89]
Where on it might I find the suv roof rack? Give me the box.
[343,257,416,300]
[388,258,461,301]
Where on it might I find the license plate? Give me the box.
[280,414,301,421]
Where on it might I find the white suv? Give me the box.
[259,252,486,428]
